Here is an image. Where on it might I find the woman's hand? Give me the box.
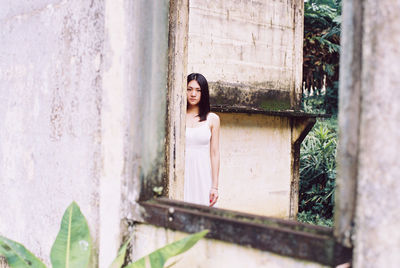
[209,188,219,207]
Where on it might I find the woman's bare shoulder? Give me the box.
[207,112,220,120]
[207,112,220,126]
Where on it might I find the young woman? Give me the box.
[184,73,220,207]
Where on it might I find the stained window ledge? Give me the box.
[138,198,351,266]
[211,105,330,118]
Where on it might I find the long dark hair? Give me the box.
[187,73,210,122]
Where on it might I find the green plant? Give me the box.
[0,202,207,268]
[297,211,333,227]
[300,0,341,227]
[302,93,326,114]
[303,0,341,115]
[0,202,91,268]
[123,230,208,268]
[298,119,337,225]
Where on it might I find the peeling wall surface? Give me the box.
[187,0,303,107]
[132,224,328,268]
[217,113,291,217]
[0,0,104,265]
[188,0,295,87]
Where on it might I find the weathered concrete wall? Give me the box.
[337,0,400,267]
[350,0,400,267]
[187,0,304,108]
[182,0,306,218]
[99,0,171,266]
[167,0,306,219]
[334,0,362,247]
[0,0,170,266]
[0,0,104,265]
[177,0,307,218]
[217,113,291,217]
[131,224,328,268]
[167,0,189,201]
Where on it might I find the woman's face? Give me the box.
[187,79,201,106]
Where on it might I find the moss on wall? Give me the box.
[209,81,292,111]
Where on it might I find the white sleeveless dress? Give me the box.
[184,118,212,206]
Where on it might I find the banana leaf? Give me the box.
[109,235,133,268]
[0,235,46,268]
[126,230,208,268]
[50,202,92,268]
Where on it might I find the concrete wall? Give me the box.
[174,0,306,218]
[217,113,292,217]
[187,0,304,108]
[336,0,400,267]
[132,224,328,268]
[0,1,170,267]
[0,0,104,265]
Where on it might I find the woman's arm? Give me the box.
[209,113,220,207]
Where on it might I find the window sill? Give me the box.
[138,198,351,266]
[211,105,330,118]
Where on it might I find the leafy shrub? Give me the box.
[300,0,341,227]
[298,118,337,226]
[302,81,339,116]
[302,93,326,114]
[303,0,341,116]
[297,211,333,227]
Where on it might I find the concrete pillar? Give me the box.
[335,0,363,247]
[166,0,189,201]
[100,0,170,266]
[337,0,400,266]
[354,0,400,266]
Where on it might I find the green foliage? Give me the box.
[0,236,46,268]
[299,0,341,227]
[303,0,341,116]
[302,93,326,114]
[109,230,208,268]
[0,202,206,268]
[324,81,339,115]
[125,230,208,268]
[302,80,338,115]
[299,118,337,226]
[0,202,91,268]
[304,0,341,25]
[50,202,92,268]
[297,211,333,227]
[110,236,132,268]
